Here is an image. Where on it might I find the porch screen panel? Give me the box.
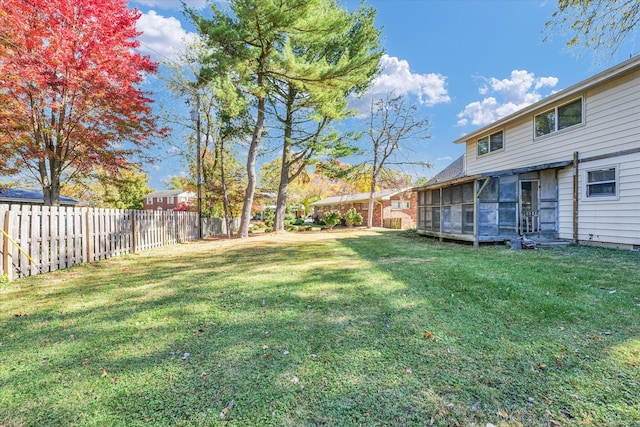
[498,176,518,236]
[441,206,451,233]
[478,202,498,236]
[451,205,462,234]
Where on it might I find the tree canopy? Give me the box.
[0,0,163,205]
[545,0,640,61]
[187,0,382,238]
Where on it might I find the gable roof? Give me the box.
[310,188,411,207]
[454,54,640,144]
[144,189,194,199]
[0,188,82,205]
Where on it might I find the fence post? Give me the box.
[131,211,137,254]
[3,210,14,282]
[85,209,92,262]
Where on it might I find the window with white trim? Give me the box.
[392,201,410,209]
[167,196,175,204]
[157,197,163,203]
[146,198,152,205]
[535,97,582,137]
[477,130,503,156]
[586,166,617,198]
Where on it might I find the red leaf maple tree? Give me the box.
[0,0,163,205]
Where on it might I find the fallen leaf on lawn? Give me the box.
[82,358,89,366]
[219,400,234,418]
[538,362,547,370]
[549,420,562,426]
[498,410,508,419]
[110,377,118,383]
[406,368,412,374]
[471,402,481,411]
[101,368,108,378]
[200,372,208,377]
[423,332,434,339]
[290,376,299,384]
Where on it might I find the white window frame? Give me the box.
[157,197,163,203]
[583,165,619,201]
[392,201,410,210]
[476,130,504,157]
[534,97,583,138]
[167,196,175,204]
[146,198,153,205]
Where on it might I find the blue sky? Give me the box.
[131,0,639,190]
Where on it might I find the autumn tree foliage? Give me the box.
[0,0,162,206]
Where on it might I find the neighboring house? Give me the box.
[310,188,416,229]
[0,188,82,206]
[414,55,640,249]
[143,190,195,211]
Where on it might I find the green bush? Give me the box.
[343,208,363,227]
[322,210,341,230]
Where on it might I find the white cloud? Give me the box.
[136,10,199,64]
[457,70,558,127]
[350,54,450,116]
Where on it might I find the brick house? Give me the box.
[143,190,195,211]
[310,188,417,229]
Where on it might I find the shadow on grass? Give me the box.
[0,231,638,426]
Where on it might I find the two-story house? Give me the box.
[143,190,195,211]
[415,55,640,249]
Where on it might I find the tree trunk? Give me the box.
[367,179,375,228]
[273,85,296,233]
[219,139,233,239]
[238,95,265,238]
[40,159,61,207]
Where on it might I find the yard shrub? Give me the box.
[344,208,363,227]
[322,210,341,229]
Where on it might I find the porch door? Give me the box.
[520,180,540,234]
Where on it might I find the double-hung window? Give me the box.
[535,98,582,137]
[585,166,618,199]
[477,130,504,156]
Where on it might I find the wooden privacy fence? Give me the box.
[0,204,201,282]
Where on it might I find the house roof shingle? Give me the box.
[0,188,82,205]
[144,189,194,199]
[310,188,411,207]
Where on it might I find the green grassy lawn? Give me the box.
[1,230,638,426]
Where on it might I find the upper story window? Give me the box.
[477,130,504,156]
[535,97,582,137]
[157,197,163,203]
[167,196,175,204]
[585,166,617,199]
[146,198,152,205]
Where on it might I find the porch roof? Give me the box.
[413,159,573,191]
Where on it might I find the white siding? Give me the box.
[578,153,640,247]
[465,69,640,176]
[557,153,640,247]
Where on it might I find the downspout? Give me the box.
[573,151,579,243]
[376,200,384,228]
